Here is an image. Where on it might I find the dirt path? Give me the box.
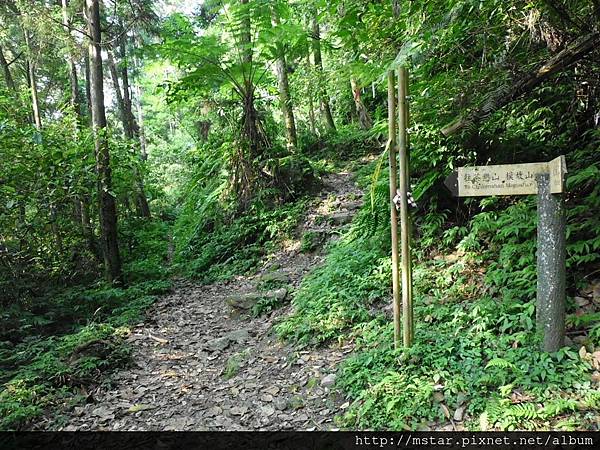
[58,171,363,431]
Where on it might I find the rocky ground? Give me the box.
[56,170,364,431]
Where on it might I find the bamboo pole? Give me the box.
[397,67,414,347]
[387,70,401,348]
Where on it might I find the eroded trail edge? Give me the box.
[60,171,363,431]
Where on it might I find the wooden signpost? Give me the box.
[445,156,568,352]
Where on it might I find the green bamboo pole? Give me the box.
[387,70,401,348]
[397,67,413,347]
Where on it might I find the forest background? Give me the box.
[1,0,600,431]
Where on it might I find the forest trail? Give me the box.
[58,170,364,431]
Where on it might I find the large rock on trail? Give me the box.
[226,288,288,311]
[258,271,291,285]
[329,212,353,225]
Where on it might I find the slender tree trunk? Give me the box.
[107,45,151,218]
[240,0,259,158]
[311,12,335,131]
[235,0,269,207]
[272,14,297,150]
[134,83,148,160]
[0,46,16,91]
[275,54,297,150]
[86,0,123,285]
[63,0,99,259]
[84,52,92,120]
[132,34,148,160]
[306,54,316,135]
[23,32,41,129]
[62,0,80,116]
[350,77,372,130]
[2,43,26,250]
[107,50,128,135]
[119,38,138,139]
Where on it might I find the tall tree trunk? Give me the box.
[119,34,150,218]
[119,38,138,139]
[132,34,148,160]
[272,13,297,150]
[84,52,92,120]
[107,50,128,135]
[2,42,26,250]
[86,0,123,285]
[275,54,297,150]
[0,46,16,91]
[23,32,41,129]
[62,0,81,118]
[235,0,269,207]
[134,83,148,160]
[63,0,99,259]
[311,12,335,131]
[306,54,316,135]
[107,45,151,218]
[240,0,259,157]
[350,77,372,130]
[23,28,65,252]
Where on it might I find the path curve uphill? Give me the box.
[59,171,363,431]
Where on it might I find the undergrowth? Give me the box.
[0,220,173,430]
[277,145,600,431]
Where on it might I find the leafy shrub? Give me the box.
[280,153,600,430]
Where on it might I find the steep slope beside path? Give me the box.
[57,171,363,431]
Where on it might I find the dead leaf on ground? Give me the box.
[149,334,169,344]
[127,404,156,413]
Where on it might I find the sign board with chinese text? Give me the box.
[456,156,566,197]
[458,156,567,197]
[442,154,568,352]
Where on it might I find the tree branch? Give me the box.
[441,31,600,137]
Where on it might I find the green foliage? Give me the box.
[277,234,389,345]
[281,144,600,429]
[175,198,307,282]
[0,322,131,430]
[300,231,322,253]
[2,0,600,433]
[0,230,172,430]
[251,295,285,318]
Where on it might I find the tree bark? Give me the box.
[275,55,297,150]
[134,85,148,160]
[23,31,41,129]
[272,13,297,150]
[306,53,316,135]
[234,0,270,207]
[0,45,16,91]
[107,50,128,134]
[63,0,99,259]
[350,77,372,130]
[119,37,139,139]
[84,52,92,120]
[107,45,151,219]
[86,0,123,285]
[441,31,600,137]
[311,12,335,131]
[108,50,151,217]
[62,0,81,120]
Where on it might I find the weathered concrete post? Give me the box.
[536,172,566,352]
